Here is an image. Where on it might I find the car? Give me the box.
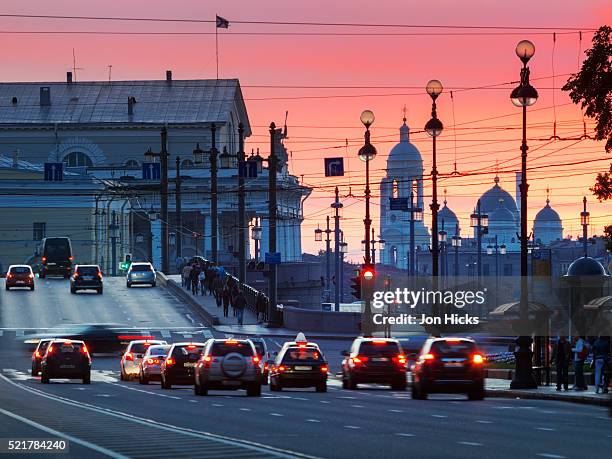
[39,237,73,278]
[341,337,407,390]
[120,339,167,381]
[70,265,103,294]
[6,265,35,291]
[160,342,206,389]
[40,339,91,384]
[138,344,171,384]
[411,337,485,400]
[126,262,156,288]
[194,339,262,396]
[269,341,328,392]
[31,338,54,376]
[249,337,271,384]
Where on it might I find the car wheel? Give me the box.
[97,288,103,295]
[415,383,428,400]
[316,382,327,393]
[31,364,38,377]
[342,376,348,389]
[161,376,171,390]
[347,373,357,390]
[151,282,156,288]
[31,285,35,291]
[468,385,485,401]
[139,372,148,385]
[120,369,126,381]
[391,378,407,391]
[270,380,281,391]
[70,287,76,294]
[126,282,131,288]
[247,383,261,397]
[41,371,49,384]
[5,285,9,291]
[83,372,91,384]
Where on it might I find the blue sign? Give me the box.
[265,252,281,264]
[142,162,161,180]
[389,197,408,211]
[324,157,344,177]
[239,160,258,178]
[44,162,63,181]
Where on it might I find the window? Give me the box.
[63,151,93,167]
[33,222,46,241]
[181,159,195,169]
[124,159,139,168]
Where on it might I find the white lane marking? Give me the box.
[320,400,331,404]
[109,383,181,400]
[189,400,198,403]
[270,413,284,417]
[202,329,214,339]
[476,420,493,424]
[344,425,360,429]
[160,329,171,338]
[338,396,356,399]
[94,394,113,397]
[395,433,415,437]
[292,397,309,401]
[0,375,321,459]
[541,410,556,414]
[212,403,224,407]
[458,441,483,446]
[389,409,403,413]
[305,419,320,423]
[240,408,251,411]
[351,405,365,408]
[0,407,128,459]
[535,427,556,432]
[432,414,448,418]
[537,454,566,459]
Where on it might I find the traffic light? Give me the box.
[361,264,375,282]
[350,269,362,300]
[361,263,376,298]
[383,275,391,291]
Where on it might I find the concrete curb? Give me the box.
[485,389,609,406]
[157,273,220,326]
[214,326,357,341]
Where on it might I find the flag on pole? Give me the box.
[216,15,230,28]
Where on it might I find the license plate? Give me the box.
[47,263,56,266]
[16,281,25,284]
[82,276,94,280]
[184,362,196,367]
[295,366,312,371]
[372,357,389,362]
[59,364,75,369]
[222,380,241,386]
[444,362,464,368]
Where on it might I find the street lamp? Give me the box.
[251,221,262,261]
[451,224,462,278]
[581,196,590,257]
[407,190,423,277]
[314,224,323,242]
[315,217,332,301]
[219,146,234,169]
[470,199,488,281]
[192,143,205,165]
[249,148,264,175]
[370,228,385,266]
[510,39,538,390]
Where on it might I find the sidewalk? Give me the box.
[485,378,610,406]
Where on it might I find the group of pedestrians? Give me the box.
[551,335,610,393]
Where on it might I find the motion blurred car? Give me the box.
[40,339,92,384]
[341,337,407,390]
[194,339,262,396]
[39,237,73,278]
[411,337,485,400]
[249,337,271,384]
[270,340,328,392]
[5,265,35,291]
[70,265,103,294]
[138,344,171,384]
[160,342,206,389]
[126,262,156,288]
[31,338,54,376]
[120,339,167,381]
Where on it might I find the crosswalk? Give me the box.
[0,327,214,343]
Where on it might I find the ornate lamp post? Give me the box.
[251,221,262,262]
[451,224,462,278]
[358,109,377,266]
[314,217,332,300]
[470,200,489,281]
[580,196,590,257]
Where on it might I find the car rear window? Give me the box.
[251,342,265,356]
[211,342,254,357]
[45,239,71,256]
[148,346,170,356]
[174,345,204,359]
[77,266,99,275]
[10,266,31,274]
[282,347,323,362]
[52,342,84,353]
[131,264,153,272]
[130,343,158,354]
[38,341,51,352]
[359,341,401,357]
[430,340,476,356]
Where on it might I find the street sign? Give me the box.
[142,162,161,180]
[264,252,281,264]
[238,160,258,178]
[43,162,63,181]
[389,197,408,211]
[324,157,344,177]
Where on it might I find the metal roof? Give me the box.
[0,79,250,133]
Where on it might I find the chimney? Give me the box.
[67,71,73,84]
[40,86,51,106]
[515,171,522,215]
[166,70,172,83]
[128,96,136,116]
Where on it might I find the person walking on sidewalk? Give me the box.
[255,292,266,323]
[198,269,206,296]
[213,275,224,308]
[551,336,571,391]
[189,264,200,295]
[182,264,192,290]
[222,286,231,318]
[234,290,247,326]
[572,336,589,391]
[592,336,610,394]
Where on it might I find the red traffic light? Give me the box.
[361,264,375,281]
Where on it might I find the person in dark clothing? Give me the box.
[256,292,267,323]
[189,264,200,295]
[592,336,610,394]
[552,336,571,391]
[222,286,231,317]
[234,290,247,326]
[213,276,224,308]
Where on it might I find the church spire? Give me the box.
[546,187,551,205]
[399,106,409,142]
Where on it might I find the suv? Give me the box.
[341,338,407,390]
[270,342,328,392]
[194,339,261,396]
[39,237,73,278]
[6,265,35,291]
[160,342,206,389]
[126,262,156,288]
[70,265,103,294]
[40,339,92,384]
[31,338,54,376]
[411,337,485,400]
[120,339,167,381]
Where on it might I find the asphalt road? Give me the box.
[0,277,610,459]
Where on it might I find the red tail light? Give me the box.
[125,352,134,361]
[81,345,89,355]
[421,353,435,362]
[47,345,54,354]
[202,355,212,368]
[118,335,154,340]
[472,354,485,364]
[277,365,286,372]
[226,339,238,344]
[165,358,175,366]
[320,366,329,373]
[69,256,74,261]
[263,363,269,370]
[252,356,260,364]
[372,340,388,345]
[351,356,368,365]
[186,345,196,350]
[28,273,34,279]
[97,271,103,279]
[147,358,160,364]
[34,351,41,358]
[7,273,12,279]
[42,257,47,263]
[394,354,407,366]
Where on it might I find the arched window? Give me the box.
[63,151,93,168]
[124,159,139,168]
[181,159,195,169]
[392,179,399,198]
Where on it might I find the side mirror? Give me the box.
[341,350,349,357]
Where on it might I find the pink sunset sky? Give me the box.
[0,0,610,260]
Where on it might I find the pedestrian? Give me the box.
[175,256,183,275]
[182,263,192,290]
[198,269,206,296]
[213,275,224,308]
[234,289,247,326]
[256,292,266,323]
[189,264,200,295]
[592,336,610,394]
[572,336,589,391]
[222,286,231,318]
[551,336,571,391]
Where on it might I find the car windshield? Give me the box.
[10,267,31,274]
[359,342,401,357]
[77,266,99,275]
[131,264,153,272]
[282,347,323,362]
[211,342,254,357]
[147,346,170,356]
[430,340,476,356]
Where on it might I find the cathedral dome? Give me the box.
[479,176,518,216]
[438,195,459,232]
[490,202,515,222]
[535,200,561,223]
[387,119,423,168]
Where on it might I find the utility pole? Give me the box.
[325,216,331,300]
[110,210,119,277]
[332,186,343,312]
[160,127,169,274]
[268,123,279,326]
[238,123,246,284]
[175,156,182,262]
[210,123,219,263]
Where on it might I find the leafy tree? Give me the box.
[562,26,612,201]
